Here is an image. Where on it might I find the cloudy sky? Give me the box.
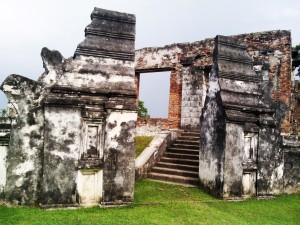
[0,0,300,117]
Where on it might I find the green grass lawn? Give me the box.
[0,179,299,224]
[135,136,154,157]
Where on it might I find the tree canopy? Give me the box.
[138,100,150,118]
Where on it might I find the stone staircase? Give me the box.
[148,130,200,186]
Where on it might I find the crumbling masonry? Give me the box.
[0,7,299,206]
[135,30,300,197]
[0,8,137,207]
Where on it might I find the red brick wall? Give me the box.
[168,69,182,128]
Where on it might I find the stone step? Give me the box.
[167,147,199,155]
[147,130,201,187]
[177,136,200,141]
[156,161,198,172]
[160,157,199,166]
[174,140,200,145]
[180,131,200,138]
[148,172,199,186]
[165,152,198,160]
[152,166,198,178]
[172,143,199,150]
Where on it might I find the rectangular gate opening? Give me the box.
[138,71,171,118]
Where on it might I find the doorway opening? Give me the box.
[138,71,171,118]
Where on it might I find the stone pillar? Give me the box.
[200,35,287,199]
[0,76,44,205]
[181,66,205,130]
[42,8,137,206]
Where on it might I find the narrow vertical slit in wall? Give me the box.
[0,92,7,112]
[139,71,171,118]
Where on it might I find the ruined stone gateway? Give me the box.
[0,8,137,207]
[0,8,300,207]
[135,30,300,198]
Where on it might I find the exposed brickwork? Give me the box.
[168,69,182,128]
[137,118,169,129]
[135,30,293,133]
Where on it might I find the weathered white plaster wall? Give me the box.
[105,111,137,151]
[0,146,7,192]
[0,75,45,204]
[135,124,161,136]
[102,110,137,203]
[181,67,204,129]
[0,7,138,207]
[223,123,244,198]
[42,106,82,205]
[135,46,182,69]
[57,56,136,93]
[77,170,103,206]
